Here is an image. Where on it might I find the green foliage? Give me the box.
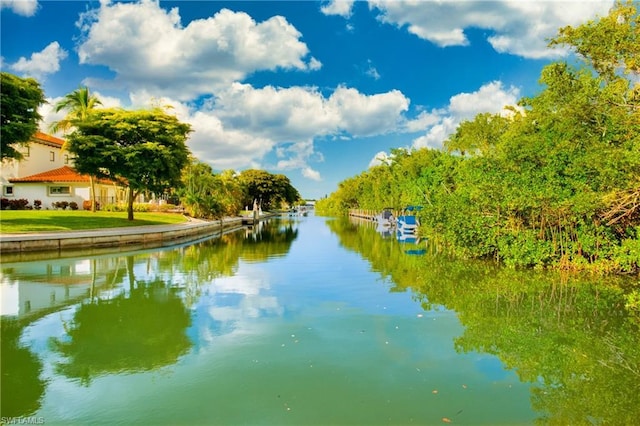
[0,72,46,161]
[100,202,176,213]
[237,169,301,211]
[319,2,640,273]
[444,112,510,156]
[66,107,192,220]
[177,160,244,218]
[179,161,303,219]
[549,0,640,81]
[50,86,103,211]
[50,86,103,134]
[614,231,640,272]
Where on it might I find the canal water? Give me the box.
[1,214,639,425]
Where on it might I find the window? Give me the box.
[50,151,55,161]
[64,154,69,164]
[48,186,71,195]
[3,186,14,196]
[24,146,30,157]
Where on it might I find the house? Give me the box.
[0,131,123,209]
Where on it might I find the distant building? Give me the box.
[0,131,123,209]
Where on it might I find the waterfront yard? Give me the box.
[0,210,187,233]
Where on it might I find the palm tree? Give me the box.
[50,87,102,211]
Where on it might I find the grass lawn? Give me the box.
[0,210,188,234]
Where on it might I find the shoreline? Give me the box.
[0,216,244,259]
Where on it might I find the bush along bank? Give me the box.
[316,1,640,275]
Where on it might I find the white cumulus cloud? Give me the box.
[403,109,442,133]
[1,0,38,16]
[10,41,67,79]
[368,0,613,59]
[328,86,410,136]
[369,81,520,167]
[76,0,319,100]
[321,0,355,18]
[412,81,520,149]
[368,151,394,168]
[119,83,410,181]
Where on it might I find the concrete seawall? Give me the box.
[0,217,244,258]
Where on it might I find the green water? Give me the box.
[1,215,638,425]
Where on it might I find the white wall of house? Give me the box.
[0,139,69,181]
[2,133,129,209]
[1,136,72,205]
[10,183,85,209]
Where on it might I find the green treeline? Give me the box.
[178,162,302,218]
[317,1,640,273]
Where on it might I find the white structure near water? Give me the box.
[0,132,122,209]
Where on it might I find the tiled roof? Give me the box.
[33,131,65,147]
[9,166,114,184]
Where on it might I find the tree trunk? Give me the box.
[127,186,135,221]
[90,175,97,212]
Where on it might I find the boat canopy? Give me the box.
[398,215,417,225]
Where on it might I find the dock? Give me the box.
[348,209,381,222]
[241,212,281,226]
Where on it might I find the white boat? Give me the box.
[374,208,395,228]
[396,230,419,243]
[396,214,418,234]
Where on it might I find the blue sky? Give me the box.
[1,0,614,199]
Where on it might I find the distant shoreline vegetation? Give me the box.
[316,1,640,276]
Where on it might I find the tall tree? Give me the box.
[50,87,103,133]
[550,0,639,82]
[0,72,46,161]
[50,87,103,211]
[444,113,510,157]
[550,0,640,239]
[238,169,301,210]
[178,160,222,218]
[66,107,192,220]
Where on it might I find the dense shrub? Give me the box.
[5,198,30,210]
[53,201,69,210]
[133,203,151,212]
[33,199,42,210]
[101,203,123,212]
[1,198,9,209]
[98,202,181,213]
[69,201,79,210]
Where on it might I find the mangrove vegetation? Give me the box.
[316,1,640,274]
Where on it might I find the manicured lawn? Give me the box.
[0,210,188,233]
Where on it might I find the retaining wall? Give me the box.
[0,217,244,257]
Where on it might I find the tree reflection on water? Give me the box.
[1,319,46,417]
[329,217,640,425]
[50,274,192,385]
